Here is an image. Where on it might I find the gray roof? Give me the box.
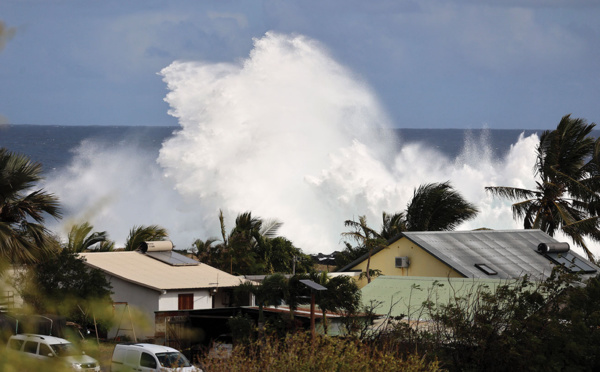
[339,229,599,280]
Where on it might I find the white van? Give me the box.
[111,343,202,372]
[5,333,101,371]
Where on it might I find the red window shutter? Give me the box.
[178,294,193,310]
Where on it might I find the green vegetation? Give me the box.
[16,249,113,333]
[2,114,600,370]
[64,221,114,252]
[198,332,441,372]
[190,210,312,275]
[373,269,600,371]
[0,148,62,264]
[487,114,600,261]
[124,224,169,251]
[339,182,478,273]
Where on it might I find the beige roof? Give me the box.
[79,251,246,292]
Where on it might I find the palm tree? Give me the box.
[0,148,61,263]
[234,273,287,328]
[124,224,168,251]
[340,182,477,273]
[64,221,113,252]
[486,115,600,261]
[318,274,360,335]
[190,237,218,264]
[219,211,283,274]
[342,216,386,284]
[380,211,406,240]
[405,181,479,231]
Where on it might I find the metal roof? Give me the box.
[79,251,246,292]
[339,229,599,280]
[403,229,599,279]
[360,276,514,320]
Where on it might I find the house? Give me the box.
[338,229,599,288]
[361,276,510,321]
[79,241,249,340]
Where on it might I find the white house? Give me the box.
[79,242,248,340]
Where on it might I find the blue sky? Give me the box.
[0,0,599,129]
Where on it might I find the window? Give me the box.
[474,263,497,275]
[8,339,23,350]
[23,341,38,354]
[39,343,52,357]
[140,352,157,368]
[178,293,194,310]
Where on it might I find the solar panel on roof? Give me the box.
[544,252,597,274]
[145,250,199,266]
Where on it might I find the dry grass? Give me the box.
[198,332,442,372]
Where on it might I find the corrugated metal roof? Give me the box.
[361,276,514,319]
[402,229,599,279]
[79,251,246,292]
[338,229,599,280]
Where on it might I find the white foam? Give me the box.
[43,32,597,258]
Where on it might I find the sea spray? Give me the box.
[43,32,594,257]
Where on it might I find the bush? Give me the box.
[198,331,441,372]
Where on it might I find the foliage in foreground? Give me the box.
[16,249,114,332]
[373,270,600,372]
[198,331,441,372]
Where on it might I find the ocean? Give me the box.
[0,124,598,258]
[0,125,541,173]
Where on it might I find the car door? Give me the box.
[124,349,142,371]
[139,351,159,372]
[23,340,43,361]
[38,343,54,358]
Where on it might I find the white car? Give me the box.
[5,333,101,371]
[111,343,202,372]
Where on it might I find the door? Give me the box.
[140,351,159,371]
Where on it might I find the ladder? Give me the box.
[112,302,137,342]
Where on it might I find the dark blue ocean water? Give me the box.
[0,124,577,173]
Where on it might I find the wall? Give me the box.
[351,237,464,288]
[107,275,160,340]
[158,289,212,310]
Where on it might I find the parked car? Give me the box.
[5,333,101,371]
[111,343,202,372]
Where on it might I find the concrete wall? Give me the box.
[106,275,160,340]
[350,237,463,288]
[106,275,234,340]
[158,289,212,310]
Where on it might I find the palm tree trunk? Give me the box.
[366,248,372,284]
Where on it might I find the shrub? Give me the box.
[198,331,441,372]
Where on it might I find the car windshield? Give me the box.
[50,343,77,357]
[156,352,191,368]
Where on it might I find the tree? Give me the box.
[64,221,113,252]
[0,148,62,264]
[18,249,113,329]
[255,236,313,275]
[215,211,285,275]
[190,237,219,265]
[486,115,600,261]
[234,274,288,327]
[342,216,386,283]
[379,211,406,240]
[124,224,168,251]
[311,272,361,335]
[405,181,479,231]
[340,182,478,273]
